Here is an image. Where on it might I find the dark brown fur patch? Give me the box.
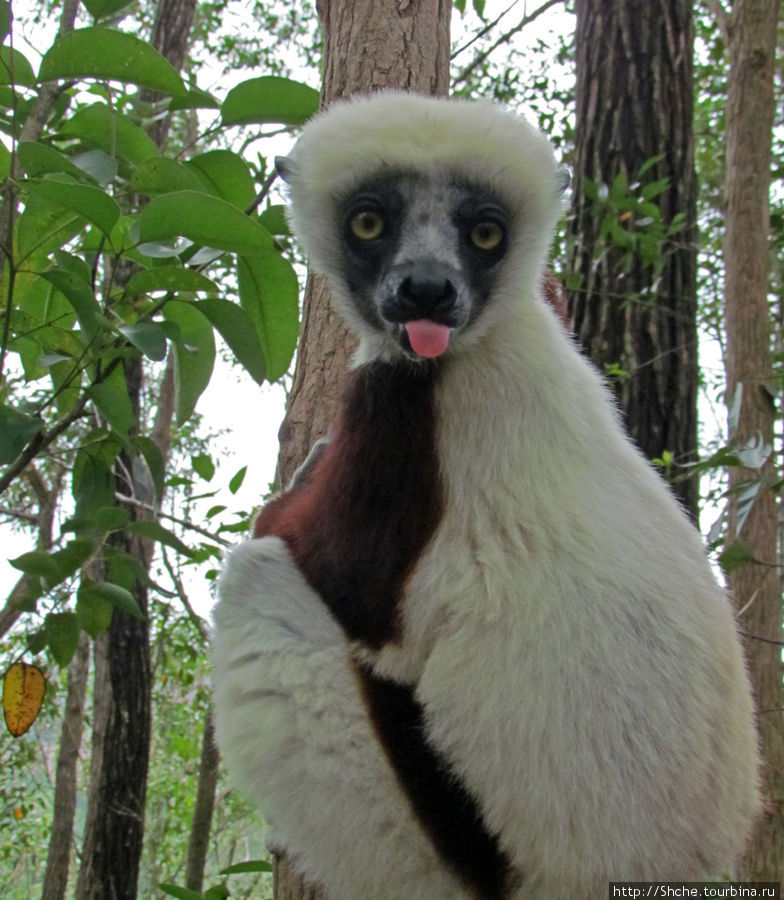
[356,664,515,899]
[254,360,443,647]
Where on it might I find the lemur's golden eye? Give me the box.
[350,210,385,241]
[470,221,504,251]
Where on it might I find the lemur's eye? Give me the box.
[470,221,504,251]
[350,210,385,241]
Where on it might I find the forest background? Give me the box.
[0,0,781,898]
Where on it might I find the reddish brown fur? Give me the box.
[254,360,443,648]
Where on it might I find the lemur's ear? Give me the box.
[556,167,571,195]
[275,156,297,184]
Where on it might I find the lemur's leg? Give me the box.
[211,537,469,900]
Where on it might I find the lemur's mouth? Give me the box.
[402,320,452,358]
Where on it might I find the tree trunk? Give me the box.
[277,0,452,484]
[184,709,220,892]
[40,631,90,900]
[568,0,699,519]
[720,0,782,879]
[74,0,195,887]
[272,2,451,895]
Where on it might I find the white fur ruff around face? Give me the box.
[212,92,761,900]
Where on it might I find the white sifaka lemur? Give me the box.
[211,92,760,899]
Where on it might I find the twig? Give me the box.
[703,0,730,44]
[114,492,230,546]
[453,0,563,86]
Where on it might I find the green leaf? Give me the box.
[638,154,664,177]
[76,586,113,636]
[82,0,136,21]
[204,885,230,900]
[124,265,217,296]
[641,177,670,201]
[94,506,132,531]
[158,885,202,900]
[28,178,120,237]
[169,86,220,111]
[192,453,215,481]
[220,860,273,875]
[185,150,255,209]
[0,46,35,86]
[236,251,299,381]
[40,267,102,341]
[228,465,247,495]
[54,249,93,283]
[72,444,118,520]
[118,321,168,360]
[39,27,186,94]
[62,103,159,166]
[48,539,94,585]
[259,204,290,236]
[45,612,81,666]
[0,1,11,42]
[72,149,117,185]
[139,191,275,255]
[134,436,165,502]
[87,368,136,435]
[10,550,60,582]
[18,142,88,180]
[125,520,193,557]
[15,193,85,264]
[78,579,144,619]
[221,76,319,127]
[129,156,205,196]
[195,298,266,384]
[0,405,44,465]
[163,300,216,423]
[718,541,757,575]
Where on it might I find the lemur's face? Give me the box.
[336,172,510,360]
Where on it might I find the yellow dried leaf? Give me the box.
[2,662,46,737]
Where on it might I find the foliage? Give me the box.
[0,8,314,671]
[0,0,316,891]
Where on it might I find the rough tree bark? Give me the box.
[272,2,451,896]
[74,0,195,889]
[277,0,452,485]
[716,0,782,879]
[40,631,90,900]
[568,0,699,519]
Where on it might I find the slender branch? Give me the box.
[452,0,563,86]
[161,547,210,643]
[245,168,279,218]
[740,630,784,647]
[451,0,523,59]
[0,394,90,496]
[114,492,230,547]
[703,0,730,44]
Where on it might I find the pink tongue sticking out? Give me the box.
[404,320,452,358]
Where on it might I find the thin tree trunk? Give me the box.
[568,0,699,519]
[272,2,451,896]
[184,707,220,891]
[40,631,90,900]
[73,0,195,887]
[720,0,782,879]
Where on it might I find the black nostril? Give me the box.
[399,275,456,305]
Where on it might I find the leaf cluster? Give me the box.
[0,3,318,675]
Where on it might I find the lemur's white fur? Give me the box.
[212,93,760,899]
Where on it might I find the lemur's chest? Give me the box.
[254,360,448,650]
